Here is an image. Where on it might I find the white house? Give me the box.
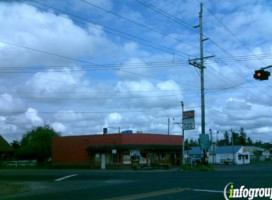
[246,146,271,161]
[188,146,250,165]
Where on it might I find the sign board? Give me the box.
[112,149,117,154]
[199,134,210,150]
[183,118,195,130]
[183,110,195,130]
[183,110,195,119]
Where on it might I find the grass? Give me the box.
[180,164,214,172]
[0,183,30,196]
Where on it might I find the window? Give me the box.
[131,155,140,161]
[111,153,120,163]
[156,153,166,161]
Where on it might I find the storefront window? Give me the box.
[111,153,120,163]
[123,154,131,164]
[156,153,166,160]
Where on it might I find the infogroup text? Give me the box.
[224,182,272,200]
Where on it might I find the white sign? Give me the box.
[112,149,117,154]
[183,118,195,130]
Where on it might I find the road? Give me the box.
[0,163,271,200]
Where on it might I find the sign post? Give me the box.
[182,109,195,165]
[183,110,195,130]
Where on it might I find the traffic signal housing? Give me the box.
[254,69,270,81]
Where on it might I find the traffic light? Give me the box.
[254,69,270,81]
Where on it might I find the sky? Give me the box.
[0,0,272,143]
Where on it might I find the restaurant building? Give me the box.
[52,133,183,169]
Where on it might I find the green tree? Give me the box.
[18,125,60,162]
[10,140,20,158]
[11,140,20,150]
[223,131,230,145]
[246,137,253,146]
[189,139,198,147]
[232,131,240,145]
[239,127,247,145]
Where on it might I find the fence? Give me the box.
[1,160,37,167]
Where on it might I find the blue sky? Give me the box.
[0,0,272,143]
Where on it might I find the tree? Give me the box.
[10,140,20,158]
[11,140,20,150]
[18,125,60,162]
[232,131,239,145]
[239,127,247,145]
[223,131,230,145]
[246,137,253,146]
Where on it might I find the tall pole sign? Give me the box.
[183,110,195,130]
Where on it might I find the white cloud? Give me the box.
[0,2,117,69]
[25,108,43,125]
[1,0,272,144]
[51,122,66,133]
[0,93,24,112]
[105,113,122,126]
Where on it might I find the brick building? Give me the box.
[52,133,183,169]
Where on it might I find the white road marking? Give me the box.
[193,189,226,193]
[54,174,78,182]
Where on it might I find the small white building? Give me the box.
[246,146,271,161]
[188,146,250,165]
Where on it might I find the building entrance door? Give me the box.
[101,154,106,169]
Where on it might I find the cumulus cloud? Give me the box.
[0,2,117,69]
[0,0,271,144]
[51,122,66,133]
[25,108,43,125]
[0,93,25,112]
[105,113,122,127]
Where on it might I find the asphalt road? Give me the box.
[0,163,272,200]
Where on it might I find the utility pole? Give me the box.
[181,101,185,165]
[168,118,170,135]
[173,101,185,165]
[231,129,235,164]
[188,3,214,164]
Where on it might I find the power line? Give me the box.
[201,1,268,67]
[79,0,198,50]
[13,94,181,100]
[0,40,169,82]
[0,105,203,115]
[26,0,191,58]
[135,0,194,31]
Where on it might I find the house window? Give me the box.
[245,155,249,160]
[156,153,166,161]
[238,155,242,160]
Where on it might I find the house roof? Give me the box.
[188,146,243,155]
[0,135,13,152]
[246,146,265,153]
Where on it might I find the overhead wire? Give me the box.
[79,0,199,51]
[201,1,269,67]
[26,0,191,58]
[134,0,272,105]
[1,52,271,73]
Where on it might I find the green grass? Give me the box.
[0,184,30,196]
[180,164,214,172]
